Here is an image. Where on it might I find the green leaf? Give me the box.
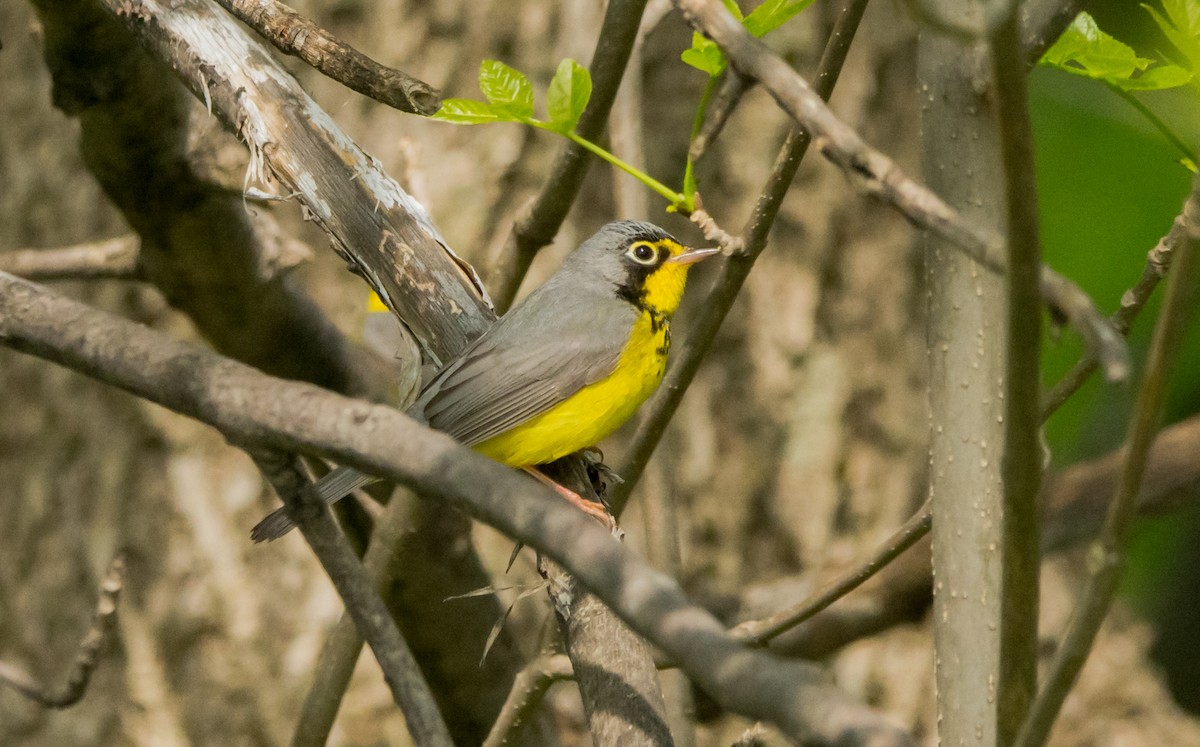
[681,32,727,76]
[1118,63,1193,90]
[721,0,743,20]
[478,60,534,119]
[1043,13,1153,80]
[1042,12,1192,91]
[431,98,516,125]
[546,59,592,133]
[743,0,816,38]
[1143,1,1200,73]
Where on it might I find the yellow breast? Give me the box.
[474,310,669,467]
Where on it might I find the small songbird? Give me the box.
[252,220,717,541]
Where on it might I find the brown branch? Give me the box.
[0,236,140,281]
[1043,215,1186,416]
[672,0,1128,382]
[0,553,126,709]
[992,11,1044,741]
[1016,173,1200,747]
[31,0,379,398]
[488,0,651,311]
[732,500,932,645]
[213,0,440,115]
[251,452,454,747]
[0,272,914,746]
[688,72,752,164]
[101,0,494,364]
[613,0,871,510]
[482,655,574,747]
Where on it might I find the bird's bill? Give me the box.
[667,247,721,265]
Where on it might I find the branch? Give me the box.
[672,0,1128,382]
[101,0,494,365]
[1015,174,1200,747]
[482,655,574,747]
[488,0,650,310]
[0,236,140,281]
[992,11,1044,741]
[251,452,454,746]
[0,553,126,709]
[0,272,914,746]
[731,500,932,645]
[212,0,440,115]
[1043,215,1187,416]
[613,0,871,510]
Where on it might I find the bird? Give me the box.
[251,220,718,541]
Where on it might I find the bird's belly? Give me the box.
[474,313,669,467]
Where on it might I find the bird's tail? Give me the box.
[250,466,378,542]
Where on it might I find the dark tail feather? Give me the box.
[250,466,377,542]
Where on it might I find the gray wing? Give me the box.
[414,278,637,446]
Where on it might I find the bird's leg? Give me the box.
[522,466,617,531]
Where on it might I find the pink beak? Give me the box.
[666,247,721,265]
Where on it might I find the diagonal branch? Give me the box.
[251,452,454,747]
[671,0,1128,382]
[613,0,871,509]
[488,0,651,310]
[213,0,441,115]
[101,0,494,365]
[0,271,914,747]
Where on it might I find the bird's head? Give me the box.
[565,220,719,317]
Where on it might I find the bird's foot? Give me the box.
[522,467,619,533]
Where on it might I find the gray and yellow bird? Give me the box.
[253,220,717,540]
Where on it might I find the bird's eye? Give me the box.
[629,242,657,265]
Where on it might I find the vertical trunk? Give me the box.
[919,16,1008,747]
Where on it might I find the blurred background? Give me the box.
[1,0,1198,744]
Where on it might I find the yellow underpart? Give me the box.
[641,240,691,316]
[474,309,669,467]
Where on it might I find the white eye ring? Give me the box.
[628,242,658,265]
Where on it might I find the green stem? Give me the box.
[1106,81,1198,169]
[557,128,688,208]
[683,74,721,203]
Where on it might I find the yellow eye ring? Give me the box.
[628,241,658,265]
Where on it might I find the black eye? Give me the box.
[629,243,657,264]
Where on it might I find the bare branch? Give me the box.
[213,0,440,115]
[992,11,1044,741]
[1015,174,1200,747]
[251,452,454,746]
[732,501,932,645]
[101,0,494,364]
[0,236,140,281]
[672,0,1128,382]
[0,272,914,746]
[613,0,871,510]
[0,553,126,709]
[1043,215,1187,416]
[488,0,651,310]
[482,655,574,747]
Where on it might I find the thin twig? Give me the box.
[481,655,574,747]
[0,272,913,746]
[0,236,140,281]
[672,0,1128,382]
[0,553,127,709]
[1014,174,1200,747]
[213,0,440,114]
[612,0,871,511]
[731,500,932,644]
[1042,215,1187,416]
[488,0,651,311]
[252,452,454,747]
